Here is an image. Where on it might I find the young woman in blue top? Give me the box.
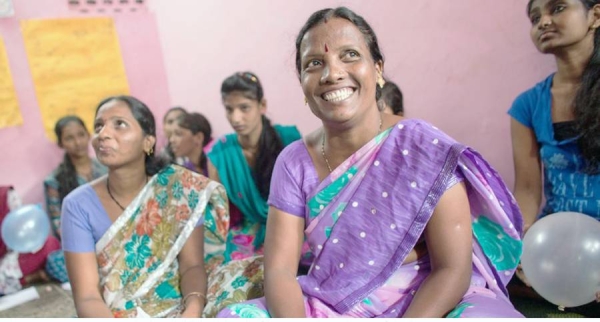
[509,0,600,316]
[510,0,600,233]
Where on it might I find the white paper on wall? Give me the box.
[0,0,14,18]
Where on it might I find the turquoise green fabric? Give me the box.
[207,124,301,259]
[472,216,522,271]
[446,302,473,318]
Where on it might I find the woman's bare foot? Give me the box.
[24,269,50,285]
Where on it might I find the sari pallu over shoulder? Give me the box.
[95,165,229,318]
[206,125,301,254]
[298,120,523,314]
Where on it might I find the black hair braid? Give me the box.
[254,115,284,199]
[56,153,79,202]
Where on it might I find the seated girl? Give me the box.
[44,115,107,282]
[158,106,187,163]
[169,112,213,176]
[207,72,302,262]
[0,186,60,295]
[509,0,600,316]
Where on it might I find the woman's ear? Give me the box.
[591,4,600,29]
[375,60,384,86]
[376,60,384,75]
[260,98,267,114]
[194,132,205,147]
[144,135,156,154]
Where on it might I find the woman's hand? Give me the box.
[264,207,306,318]
[177,227,207,318]
[515,263,531,287]
[179,303,202,318]
[65,252,114,317]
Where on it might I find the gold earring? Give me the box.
[146,147,153,156]
[304,97,308,105]
[377,77,386,88]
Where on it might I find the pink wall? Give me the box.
[1,0,556,205]
[0,0,170,204]
[149,0,555,188]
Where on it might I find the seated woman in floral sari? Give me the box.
[61,96,228,318]
[217,7,524,318]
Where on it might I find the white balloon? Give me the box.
[521,212,600,308]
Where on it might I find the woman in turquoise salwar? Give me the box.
[207,72,302,262]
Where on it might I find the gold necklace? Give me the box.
[321,117,383,173]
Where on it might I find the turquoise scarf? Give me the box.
[207,124,301,249]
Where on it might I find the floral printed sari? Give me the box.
[202,255,265,318]
[96,165,228,317]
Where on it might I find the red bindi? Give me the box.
[324,44,329,52]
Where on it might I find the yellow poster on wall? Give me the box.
[21,17,129,141]
[0,36,23,129]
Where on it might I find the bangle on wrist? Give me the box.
[182,291,205,310]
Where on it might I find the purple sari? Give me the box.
[217,119,524,318]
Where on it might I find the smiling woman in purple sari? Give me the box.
[217,7,524,318]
